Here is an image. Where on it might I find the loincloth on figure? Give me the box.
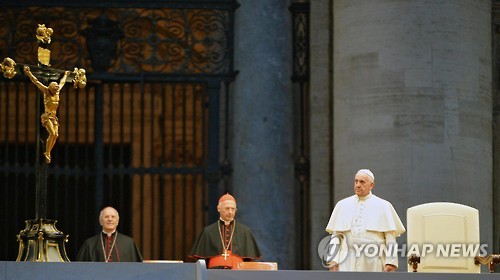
[41,112,59,128]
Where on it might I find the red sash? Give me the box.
[208,250,243,269]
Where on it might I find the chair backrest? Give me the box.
[406,202,480,273]
[235,262,278,270]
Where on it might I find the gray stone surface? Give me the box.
[332,0,492,261]
[0,261,498,280]
[208,269,500,280]
[309,0,334,270]
[0,261,202,280]
[232,0,295,270]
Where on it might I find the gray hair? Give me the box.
[99,206,120,219]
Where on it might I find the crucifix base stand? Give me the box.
[16,218,70,262]
[0,23,85,263]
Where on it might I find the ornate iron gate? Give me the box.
[0,2,236,261]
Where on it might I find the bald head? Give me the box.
[99,207,120,234]
[217,200,237,223]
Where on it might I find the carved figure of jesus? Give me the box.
[24,65,70,163]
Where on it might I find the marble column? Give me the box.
[492,3,500,259]
[231,0,295,270]
[333,0,492,266]
[309,0,333,270]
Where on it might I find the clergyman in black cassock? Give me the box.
[76,206,143,262]
[189,193,261,269]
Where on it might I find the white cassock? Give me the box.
[325,192,405,271]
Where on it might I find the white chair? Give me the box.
[406,202,480,273]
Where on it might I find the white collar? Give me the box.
[102,230,117,237]
[219,218,234,226]
[356,191,373,201]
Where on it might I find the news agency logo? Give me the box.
[317,233,489,268]
[349,243,489,258]
[402,243,488,258]
[317,233,347,268]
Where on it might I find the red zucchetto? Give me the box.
[219,193,236,203]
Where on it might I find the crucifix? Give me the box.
[0,24,87,262]
[222,250,230,261]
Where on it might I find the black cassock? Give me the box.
[76,232,143,262]
[189,220,261,263]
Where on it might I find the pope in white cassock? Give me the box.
[325,169,405,272]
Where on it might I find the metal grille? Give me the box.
[0,2,235,262]
[0,76,217,261]
[290,1,311,269]
[0,6,234,74]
